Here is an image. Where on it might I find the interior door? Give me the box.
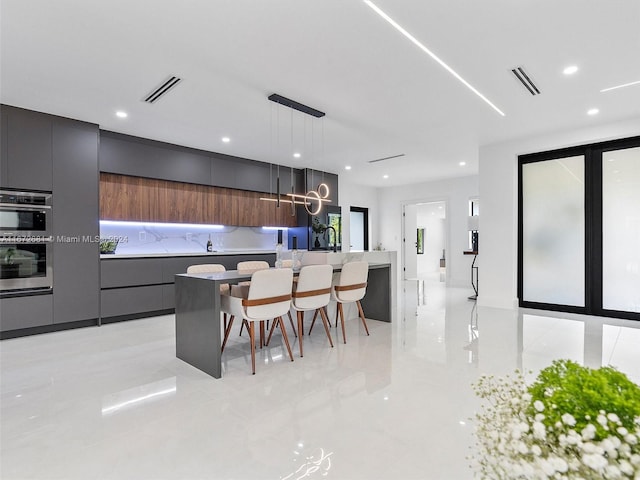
[403,204,418,280]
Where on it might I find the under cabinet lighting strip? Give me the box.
[362,0,506,116]
[100,220,224,229]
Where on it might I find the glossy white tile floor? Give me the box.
[2,281,639,479]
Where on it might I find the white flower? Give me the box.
[626,434,638,445]
[561,413,576,426]
[531,445,542,456]
[550,456,568,473]
[618,427,629,436]
[533,421,547,440]
[582,424,597,441]
[597,414,608,427]
[535,413,545,422]
[608,413,620,424]
[604,465,621,478]
[620,460,634,475]
[602,439,619,459]
[582,453,608,471]
[534,400,545,412]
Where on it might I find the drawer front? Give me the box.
[101,259,163,288]
[0,294,53,331]
[100,285,164,318]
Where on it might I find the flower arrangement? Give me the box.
[471,360,640,479]
[311,216,327,234]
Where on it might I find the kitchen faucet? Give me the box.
[325,226,337,252]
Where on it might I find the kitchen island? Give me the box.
[175,261,394,378]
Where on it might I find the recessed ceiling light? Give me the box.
[293,152,301,158]
[363,0,505,116]
[383,174,389,179]
[221,137,230,143]
[563,65,579,75]
[459,161,466,166]
[116,111,128,118]
[587,108,599,116]
[600,80,640,93]
[345,165,352,170]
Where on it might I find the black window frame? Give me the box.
[518,135,640,321]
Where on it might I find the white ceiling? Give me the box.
[2,0,639,187]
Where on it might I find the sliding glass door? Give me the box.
[519,136,640,320]
[521,155,585,307]
[602,146,640,314]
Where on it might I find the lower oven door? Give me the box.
[0,241,53,294]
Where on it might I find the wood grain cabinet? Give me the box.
[100,173,298,227]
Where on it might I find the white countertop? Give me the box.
[100,250,279,259]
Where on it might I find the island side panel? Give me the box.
[361,264,391,322]
[175,275,222,378]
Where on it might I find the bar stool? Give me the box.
[221,268,294,375]
[186,263,230,330]
[330,261,370,344]
[236,261,270,338]
[277,264,334,357]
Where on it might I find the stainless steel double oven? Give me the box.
[0,190,53,294]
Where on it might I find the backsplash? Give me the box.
[100,221,288,255]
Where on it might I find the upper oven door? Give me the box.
[0,191,52,236]
[0,205,49,234]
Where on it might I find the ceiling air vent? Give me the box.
[511,67,540,96]
[143,75,182,103]
[368,153,405,164]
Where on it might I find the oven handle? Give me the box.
[0,203,51,210]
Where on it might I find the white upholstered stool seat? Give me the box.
[221,268,294,374]
[330,261,370,344]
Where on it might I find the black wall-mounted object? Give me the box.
[268,94,325,118]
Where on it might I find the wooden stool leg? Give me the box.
[319,307,334,348]
[249,321,256,375]
[308,309,320,335]
[221,315,235,353]
[259,321,265,348]
[356,300,370,336]
[266,317,279,346]
[338,303,346,344]
[278,316,294,362]
[297,311,304,357]
[288,311,298,337]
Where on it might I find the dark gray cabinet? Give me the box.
[52,120,100,324]
[0,105,53,190]
[100,253,276,320]
[101,258,163,288]
[99,130,311,196]
[210,156,239,189]
[0,294,53,331]
[100,132,212,185]
[101,285,164,318]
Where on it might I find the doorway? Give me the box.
[349,206,369,251]
[403,201,448,284]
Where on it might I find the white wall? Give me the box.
[338,177,380,251]
[478,117,640,310]
[377,175,479,289]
